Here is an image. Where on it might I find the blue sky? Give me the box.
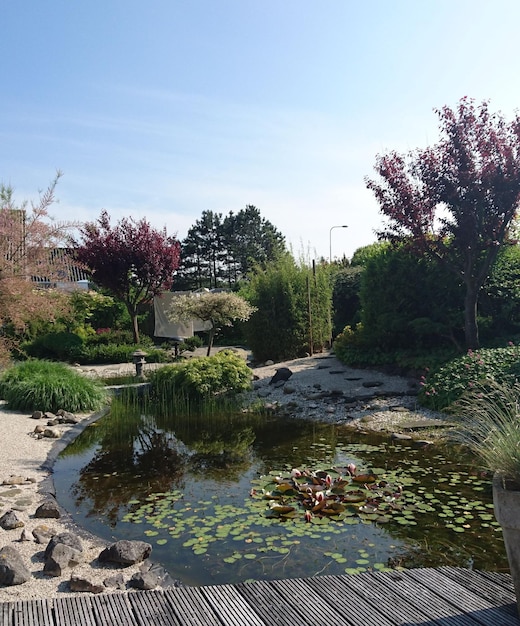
[2,1,520,261]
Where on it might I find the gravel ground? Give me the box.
[0,351,451,602]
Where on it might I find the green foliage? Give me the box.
[332,267,363,337]
[419,345,520,410]
[24,332,85,360]
[241,255,332,362]
[0,360,108,412]
[168,291,255,355]
[358,244,464,352]
[479,244,520,341]
[21,330,169,364]
[148,350,252,401]
[453,379,520,484]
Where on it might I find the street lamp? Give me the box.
[329,225,348,263]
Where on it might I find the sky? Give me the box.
[2,1,520,262]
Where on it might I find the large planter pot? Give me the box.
[493,473,520,615]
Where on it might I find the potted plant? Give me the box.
[454,379,520,615]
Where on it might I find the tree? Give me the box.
[75,211,181,344]
[168,291,255,356]
[176,206,286,290]
[366,97,520,349]
[0,172,75,360]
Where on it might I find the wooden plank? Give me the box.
[303,574,396,626]
[340,570,475,625]
[1,603,14,626]
[201,584,266,626]
[237,579,308,626]
[163,586,223,626]
[91,593,136,626]
[403,568,517,626]
[11,599,54,626]
[269,577,358,626]
[53,595,96,626]
[478,569,516,593]
[440,567,517,614]
[127,589,181,626]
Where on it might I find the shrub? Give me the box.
[419,345,520,411]
[148,350,252,400]
[23,332,84,361]
[0,360,108,413]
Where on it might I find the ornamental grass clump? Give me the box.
[453,379,520,487]
[0,360,108,413]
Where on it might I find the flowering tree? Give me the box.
[366,98,520,349]
[0,172,74,361]
[75,211,181,343]
[168,291,255,355]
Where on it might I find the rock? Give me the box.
[269,367,293,385]
[18,529,31,542]
[44,411,57,420]
[264,360,274,366]
[0,546,31,585]
[0,510,24,530]
[390,432,413,441]
[362,381,384,388]
[98,540,152,565]
[44,543,82,577]
[30,410,44,420]
[32,524,55,544]
[103,572,126,589]
[2,476,27,486]
[283,384,296,394]
[44,533,83,559]
[33,425,45,434]
[43,427,61,439]
[69,575,105,594]
[128,570,159,590]
[35,499,61,519]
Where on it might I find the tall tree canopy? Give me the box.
[366,97,520,349]
[176,206,285,290]
[75,211,181,343]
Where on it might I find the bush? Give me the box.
[23,332,84,361]
[148,350,252,400]
[241,255,332,362]
[0,360,108,413]
[419,345,520,410]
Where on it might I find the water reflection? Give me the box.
[54,398,508,585]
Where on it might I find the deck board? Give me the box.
[0,568,518,626]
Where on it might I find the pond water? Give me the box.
[53,399,508,586]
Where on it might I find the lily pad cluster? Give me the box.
[255,465,412,525]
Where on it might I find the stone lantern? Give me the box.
[132,350,147,378]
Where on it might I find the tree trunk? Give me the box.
[126,303,140,344]
[206,326,216,356]
[464,281,479,350]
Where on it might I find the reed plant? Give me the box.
[0,360,108,413]
[453,379,520,487]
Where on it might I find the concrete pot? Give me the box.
[493,473,520,616]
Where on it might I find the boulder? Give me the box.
[129,570,160,590]
[35,499,61,519]
[269,367,293,385]
[44,543,82,577]
[98,540,152,565]
[0,510,24,530]
[69,575,105,594]
[0,546,31,585]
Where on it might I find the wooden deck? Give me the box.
[1,567,518,626]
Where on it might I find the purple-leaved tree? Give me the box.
[75,211,181,343]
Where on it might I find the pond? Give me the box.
[53,398,508,586]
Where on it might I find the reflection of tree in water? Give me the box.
[69,408,187,526]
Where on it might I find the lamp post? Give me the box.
[329,225,348,263]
